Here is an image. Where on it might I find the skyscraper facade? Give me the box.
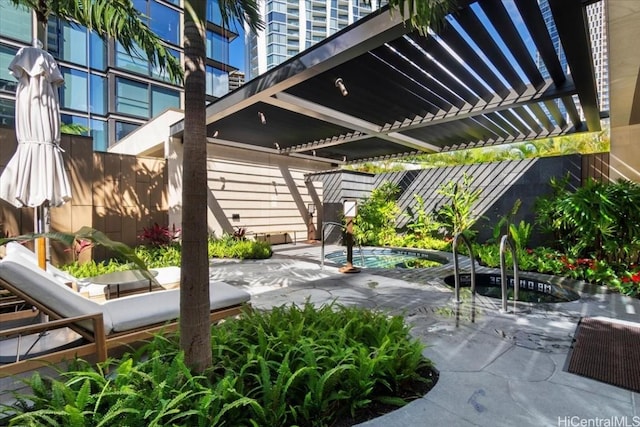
[0,0,239,151]
[537,0,608,120]
[586,0,608,115]
[246,0,386,80]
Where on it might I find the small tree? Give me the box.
[434,173,482,239]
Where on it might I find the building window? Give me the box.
[151,86,180,116]
[0,44,18,93]
[207,0,223,26]
[117,42,179,82]
[90,118,108,151]
[0,0,32,43]
[47,19,87,66]
[116,78,149,117]
[115,120,140,141]
[206,30,229,63]
[150,46,180,82]
[149,1,180,45]
[89,33,107,71]
[206,65,228,98]
[116,77,180,118]
[0,97,15,127]
[60,114,89,136]
[89,74,107,115]
[60,67,89,112]
[116,42,150,76]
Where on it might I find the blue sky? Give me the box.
[230,26,245,73]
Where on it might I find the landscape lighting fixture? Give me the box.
[274,142,280,150]
[258,111,266,124]
[335,78,348,96]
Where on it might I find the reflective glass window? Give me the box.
[0,0,32,42]
[116,78,149,117]
[133,0,146,14]
[268,12,286,23]
[150,1,179,45]
[207,0,223,25]
[0,44,18,93]
[115,121,139,141]
[150,47,180,82]
[206,31,229,63]
[89,74,106,115]
[60,67,88,112]
[60,114,89,135]
[115,42,149,76]
[206,66,228,98]
[89,33,106,70]
[90,118,108,151]
[151,86,180,116]
[0,97,15,127]
[58,21,87,66]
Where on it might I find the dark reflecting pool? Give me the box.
[444,273,580,303]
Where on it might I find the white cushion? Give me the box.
[5,241,76,286]
[150,266,181,288]
[0,256,250,335]
[104,281,250,332]
[0,257,113,333]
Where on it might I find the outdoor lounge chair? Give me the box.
[0,252,251,375]
[4,241,181,298]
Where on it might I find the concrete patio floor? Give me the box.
[208,242,640,427]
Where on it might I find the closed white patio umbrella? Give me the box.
[0,41,72,267]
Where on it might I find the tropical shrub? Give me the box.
[3,303,435,427]
[536,177,640,265]
[138,223,181,247]
[135,243,182,267]
[405,195,440,238]
[352,182,402,246]
[60,259,132,278]
[61,235,272,277]
[434,172,482,239]
[208,234,272,259]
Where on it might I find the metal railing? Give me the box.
[452,233,476,304]
[500,235,519,313]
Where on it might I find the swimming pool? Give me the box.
[324,248,448,269]
[443,273,580,303]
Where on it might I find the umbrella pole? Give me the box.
[35,204,47,270]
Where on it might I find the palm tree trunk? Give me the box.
[180,0,211,372]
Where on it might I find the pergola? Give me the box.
[170,0,603,166]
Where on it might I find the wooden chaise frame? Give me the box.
[0,278,247,376]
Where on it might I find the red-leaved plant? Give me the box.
[138,223,181,247]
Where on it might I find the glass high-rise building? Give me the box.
[246,0,386,80]
[0,0,239,151]
[537,0,608,121]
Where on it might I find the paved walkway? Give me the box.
[209,243,640,427]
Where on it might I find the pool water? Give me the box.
[443,273,580,303]
[325,248,447,269]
